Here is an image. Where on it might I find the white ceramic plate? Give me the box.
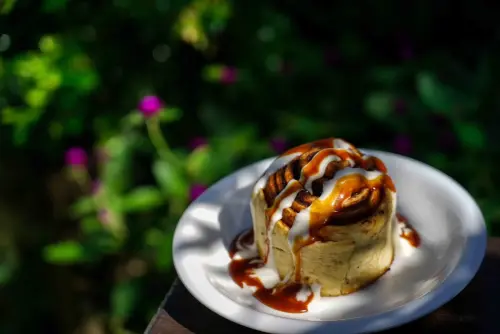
[173,150,486,334]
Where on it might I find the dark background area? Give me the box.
[1,0,499,333]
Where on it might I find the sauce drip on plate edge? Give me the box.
[229,229,314,313]
[228,213,420,313]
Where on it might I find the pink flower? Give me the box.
[65,147,88,167]
[393,135,412,155]
[189,136,208,150]
[220,67,237,84]
[138,95,163,117]
[190,184,207,201]
[270,137,288,154]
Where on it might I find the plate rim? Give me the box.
[172,149,487,334]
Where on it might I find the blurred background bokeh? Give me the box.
[1,0,500,333]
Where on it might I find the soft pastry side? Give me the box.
[250,138,397,297]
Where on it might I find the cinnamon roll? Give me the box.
[250,138,397,296]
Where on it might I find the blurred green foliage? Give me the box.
[1,0,500,333]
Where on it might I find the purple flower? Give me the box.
[270,137,288,154]
[393,135,412,155]
[65,147,88,167]
[220,67,237,84]
[394,99,407,115]
[190,184,207,201]
[138,95,163,117]
[189,136,208,150]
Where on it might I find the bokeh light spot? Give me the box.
[152,44,171,62]
[258,26,275,42]
[0,34,11,52]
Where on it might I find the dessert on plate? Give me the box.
[229,138,418,312]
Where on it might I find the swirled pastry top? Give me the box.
[253,138,396,230]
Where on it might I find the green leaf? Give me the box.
[369,66,402,86]
[111,280,138,320]
[156,229,174,270]
[65,71,99,91]
[13,123,31,146]
[120,186,164,213]
[198,104,235,134]
[0,249,17,285]
[101,135,133,194]
[202,65,223,82]
[152,160,188,200]
[42,0,67,13]
[38,35,61,55]
[158,107,183,123]
[425,152,449,170]
[122,111,144,128]
[0,263,14,285]
[144,228,164,247]
[0,0,16,14]
[43,241,87,264]
[210,126,257,157]
[80,217,103,235]
[455,122,485,150]
[83,230,121,255]
[415,72,477,116]
[364,92,394,120]
[281,115,332,141]
[70,196,96,218]
[186,146,211,180]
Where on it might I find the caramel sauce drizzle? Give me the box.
[396,213,421,247]
[228,229,313,313]
[263,138,393,229]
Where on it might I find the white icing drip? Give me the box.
[253,153,301,196]
[251,267,281,289]
[287,207,312,256]
[263,180,302,280]
[296,284,312,302]
[232,232,259,260]
[333,138,354,152]
[300,150,358,193]
[311,283,322,301]
[286,206,311,284]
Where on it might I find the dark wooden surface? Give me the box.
[145,238,500,334]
